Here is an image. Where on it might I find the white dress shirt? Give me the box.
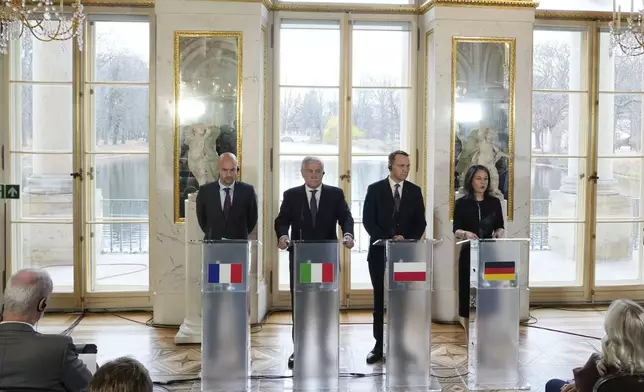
[0,320,35,330]
[219,179,235,210]
[389,176,404,197]
[305,184,320,206]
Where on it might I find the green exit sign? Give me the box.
[0,184,20,199]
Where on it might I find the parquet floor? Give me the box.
[37,307,607,391]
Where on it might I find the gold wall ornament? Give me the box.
[419,0,538,14]
[449,36,516,221]
[173,31,243,223]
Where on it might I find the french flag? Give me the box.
[208,263,243,284]
[393,262,427,282]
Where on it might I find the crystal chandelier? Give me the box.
[0,0,85,55]
[609,0,644,57]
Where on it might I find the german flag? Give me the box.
[483,261,516,281]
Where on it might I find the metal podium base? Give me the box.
[385,375,442,392]
[467,376,530,391]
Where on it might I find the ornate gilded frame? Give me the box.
[449,36,516,221]
[173,31,243,223]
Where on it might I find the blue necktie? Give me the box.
[310,190,318,226]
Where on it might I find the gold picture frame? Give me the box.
[173,31,243,223]
[449,36,516,221]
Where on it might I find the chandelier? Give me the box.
[0,0,85,55]
[609,0,644,57]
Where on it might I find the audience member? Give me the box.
[88,357,153,392]
[545,299,644,392]
[0,268,92,392]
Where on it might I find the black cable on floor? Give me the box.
[153,370,469,386]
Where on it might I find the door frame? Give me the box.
[270,11,419,310]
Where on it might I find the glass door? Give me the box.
[8,24,80,307]
[84,19,151,300]
[6,16,152,310]
[273,14,415,308]
[592,30,644,299]
[346,19,414,306]
[275,16,343,306]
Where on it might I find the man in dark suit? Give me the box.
[196,152,258,240]
[362,150,427,364]
[0,268,92,392]
[274,156,355,369]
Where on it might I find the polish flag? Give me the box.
[393,262,427,282]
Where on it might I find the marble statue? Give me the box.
[456,124,509,199]
[184,123,221,186]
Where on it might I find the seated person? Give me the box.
[0,268,92,392]
[545,299,644,392]
[89,357,153,392]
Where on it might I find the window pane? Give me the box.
[13,223,74,293]
[594,222,643,286]
[350,156,388,290]
[10,26,73,82]
[351,88,409,154]
[277,155,339,290]
[533,29,586,91]
[532,93,588,155]
[10,83,73,152]
[531,157,585,220]
[12,153,73,219]
[352,22,411,87]
[529,222,583,287]
[89,223,149,292]
[92,155,149,220]
[280,20,340,86]
[599,31,644,92]
[279,87,340,154]
[92,86,150,152]
[93,21,150,83]
[594,158,642,220]
[597,94,643,155]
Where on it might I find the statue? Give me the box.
[456,123,509,199]
[184,123,221,187]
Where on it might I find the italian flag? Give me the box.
[393,262,427,282]
[300,263,334,283]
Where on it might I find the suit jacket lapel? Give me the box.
[316,184,328,218]
[380,178,395,218]
[229,181,242,215]
[300,185,317,228]
[399,180,410,212]
[213,182,222,213]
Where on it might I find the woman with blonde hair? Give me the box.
[545,299,644,392]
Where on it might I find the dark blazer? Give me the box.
[452,194,504,239]
[573,353,616,392]
[362,178,427,263]
[274,184,354,247]
[196,180,258,240]
[0,323,92,392]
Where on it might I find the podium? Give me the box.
[375,239,441,391]
[200,239,255,392]
[292,240,341,390]
[462,238,530,391]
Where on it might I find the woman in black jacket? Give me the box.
[452,165,505,328]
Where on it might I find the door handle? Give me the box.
[340,170,351,181]
[70,170,83,181]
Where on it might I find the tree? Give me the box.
[532,40,571,154]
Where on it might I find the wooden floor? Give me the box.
[37,307,608,391]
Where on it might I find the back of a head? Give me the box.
[3,268,53,319]
[601,299,644,373]
[89,357,153,392]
